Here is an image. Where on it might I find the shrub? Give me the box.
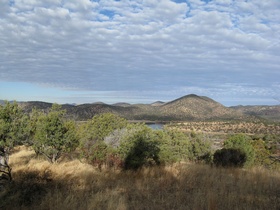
[213,148,246,167]
[223,134,255,167]
[0,101,28,180]
[251,139,273,167]
[79,113,128,167]
[32,104,79,163]
[118,124,160,170]
[124,137,160,170]
[188,132,213,162]
[155,129,190,164]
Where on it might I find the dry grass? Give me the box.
[1,146,280,210]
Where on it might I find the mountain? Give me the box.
[19,101,53,112]
[231,105,280,121]
[159,94,245,121]
[0,100,6,105]
[64,103,140,121]
[112,102,131,107]
[16,94,256,121]
[151,101,165,106]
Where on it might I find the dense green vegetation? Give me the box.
[0,101,29,180]
[31,104,79,163]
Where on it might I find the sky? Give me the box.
[0,0,280,106]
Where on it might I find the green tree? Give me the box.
[118,124,160,170]
[33,104,78,163]
[188,132,213,163]
[263,134,279,154]
[213,148,246,167]
[155,128,190,164]
[0,101,28,180]
[25,108,41,152]
[79,113,128,167]
[0,101,28,148]
[251,139,272,167]
[224,134,255,167]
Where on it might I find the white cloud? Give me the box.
[0,0,10,17]
[214,0,231,5]
[0,0,279,105]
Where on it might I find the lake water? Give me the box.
[146,123,164,130]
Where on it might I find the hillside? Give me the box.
[159,94,245,121]
[15,94,256,121]
[231,105,280,121]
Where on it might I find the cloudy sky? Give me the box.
[0,0,279,106]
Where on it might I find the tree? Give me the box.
[251,139,272,167]
[0,101,28,180]
[79,113,128,144]
[79,113,128,167]
[188,132,213,163]
[213,148,246,167]
[155,128,190,164]
[118,124,160,170]
[223,134,255,167]
[33,104,78,163]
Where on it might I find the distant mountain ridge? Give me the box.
[231,105,280,121]
[0,100,5,105]
[13,94,266,121]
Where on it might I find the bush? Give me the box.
[155,129,190,164]
[79,113,128,167]
[223,134,255,167]
[118,124,160,170]
[32,104,78,163]
[83,141,110,170]
[213,148,246,167]
[251,139,273,167]
[188,132,213,162]
[0,101,29,180]
[124,137,160,170]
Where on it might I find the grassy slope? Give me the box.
[1,146,280,210]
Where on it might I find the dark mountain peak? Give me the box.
[184,94,200,98]
[172,94,201,101]
[92,102,107,105]
[113,102,131,107]
[163,94,216,106]
[160,94,246,121]
[183,94,216,102]
[151,101,165,106]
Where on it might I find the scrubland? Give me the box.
[1,146,279,210]
[173,121,280,135]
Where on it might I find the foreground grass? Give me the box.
[1,146,280,210]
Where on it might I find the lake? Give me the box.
[146,123,164,130]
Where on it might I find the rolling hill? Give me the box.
[159,94,245,121]
[15,94,257,121]
[231,105,280,121]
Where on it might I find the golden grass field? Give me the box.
[1,146,280,210]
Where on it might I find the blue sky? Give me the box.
[0,0,280,106]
